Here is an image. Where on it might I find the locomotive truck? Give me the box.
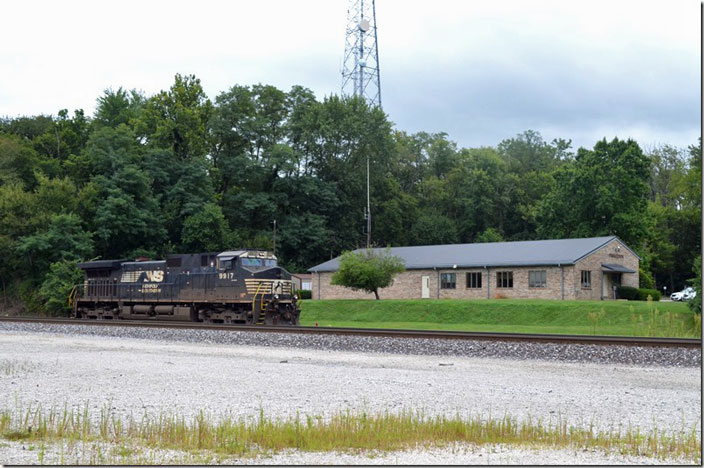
[70,249,300,325]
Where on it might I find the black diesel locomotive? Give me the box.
[71,249,300,325]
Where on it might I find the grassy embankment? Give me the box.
[299,299,701,338]
[0,403,700,464]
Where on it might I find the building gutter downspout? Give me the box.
[317,271,321,300]
[560,264,565,300]
[485,266,489,299]
[434,267,439,299]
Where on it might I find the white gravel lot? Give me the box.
[0,328,700,464]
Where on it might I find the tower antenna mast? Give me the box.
[342,0,381,248]
[341,0,382,108]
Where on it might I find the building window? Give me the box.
[440,273,456,289]
[581,270,591,289]
[496,271,513,288]
[529,270,547,288]
[466,272,482,289]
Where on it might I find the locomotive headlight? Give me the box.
[274,294,279,299]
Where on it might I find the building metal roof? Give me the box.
[309,236,638,272]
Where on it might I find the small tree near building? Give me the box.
[331,248,405,300]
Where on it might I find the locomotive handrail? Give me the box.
[68,284,79,308]
[252,282,265,311]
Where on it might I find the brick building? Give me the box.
[309,236,639,301]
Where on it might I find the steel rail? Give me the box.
[0,316,700,348]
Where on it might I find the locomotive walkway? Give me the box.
[0,316,699,348]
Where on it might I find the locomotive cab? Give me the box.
[217,250,282,274]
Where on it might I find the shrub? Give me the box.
[298,290,312,300]
[616,286,639,300]
[637,288,661,302]
[19,281,44,315]
[616,286,661,301]
[39,260,84,316]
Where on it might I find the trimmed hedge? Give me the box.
[616,286,639,300]
[616,286,661,301]
[298,289,312,300]
[638,288,662,301]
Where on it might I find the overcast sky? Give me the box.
[1,0,700,152]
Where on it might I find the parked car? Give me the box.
[671,287,696,301]
[683,288,697,301]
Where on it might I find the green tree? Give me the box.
[408,211,458,246]
[475,227,504,243]
[33,174,81,220]
[647,144,687,208]
[645,140,702,291]
[443,147,508,241]
[16,213,93,279]
[32,109,90,168]
[135,75,215,247]
[498,130,568,173]
[537,137,650,248]
[0,115,54,140]
[39,260,84,316]
[331,248,405,300]
[66,124,141,186]
[94,87,145,129]
[92,166,166,258]
[0,183,41,289]
[181,202,231,252]
[136,73,212,160]
[277,214,332,273]
[0,135,41,188]
[299,95,394,253]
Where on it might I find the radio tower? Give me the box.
[342,0,381,248]
[341,0,382,109]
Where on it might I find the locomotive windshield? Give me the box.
[240,258,277,268]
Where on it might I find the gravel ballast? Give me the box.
[0,323,700,464]
[0,321,700,367]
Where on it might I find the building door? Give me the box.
[602,273,610,300]
[421,276,430,298]
[602,273,622,300]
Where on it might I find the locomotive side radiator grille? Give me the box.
[244,279,292,295]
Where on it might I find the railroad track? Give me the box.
[0,316,700,348]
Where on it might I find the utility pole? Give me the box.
[272,219,277,256]
[342,0,381,249]
[366,155,371,248]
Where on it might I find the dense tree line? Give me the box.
[0,74,700,313]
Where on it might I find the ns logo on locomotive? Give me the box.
[71,250,300,325]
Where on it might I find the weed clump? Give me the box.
[0,403,699,464]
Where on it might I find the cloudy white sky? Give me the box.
[1,0,700,151]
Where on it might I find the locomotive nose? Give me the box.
[273,267,289,279]
[253,266,289,280]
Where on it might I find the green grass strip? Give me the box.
[0,404,700,463]
[299,299,702,338]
